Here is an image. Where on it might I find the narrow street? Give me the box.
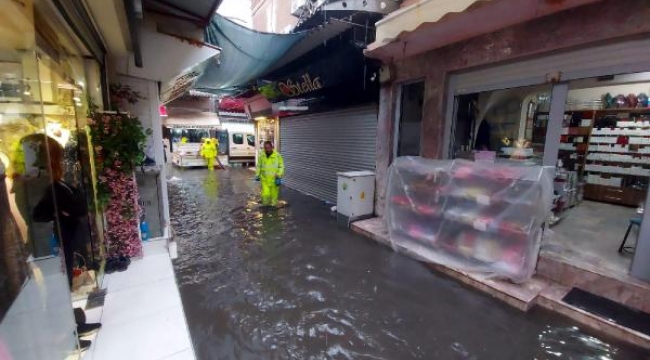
[168,169,648,360]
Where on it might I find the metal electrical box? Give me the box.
[337,171,375,219]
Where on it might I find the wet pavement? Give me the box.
[168,169,650,360]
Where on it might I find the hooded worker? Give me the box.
[200,138,218,171]
[255,141,284,207]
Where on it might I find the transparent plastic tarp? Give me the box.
[386,157,554,282]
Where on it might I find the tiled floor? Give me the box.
[78,240,195,360]
[545,200,638,276]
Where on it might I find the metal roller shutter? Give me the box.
[280,105,378,203]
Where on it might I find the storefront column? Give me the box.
[421,73,445,159]
[375,84,395,217]
[543,83,568,166]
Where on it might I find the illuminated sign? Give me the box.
[278,74,323,98]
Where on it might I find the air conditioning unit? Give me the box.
[291,0,307,16]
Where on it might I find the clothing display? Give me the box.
[386,157,553,282]
[33,180,89,287]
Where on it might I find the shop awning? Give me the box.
[194,15,352,95]
[366,0,603,61]
[143,0,223,27]
[163,114,221,128]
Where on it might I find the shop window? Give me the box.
[233,133,244,145]
[396,81,424,157]
[247,134,255,147]
[450,84,552,164]
[0,0,103,353]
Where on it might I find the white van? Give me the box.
[215,130,256,165]
[229,132,256,160]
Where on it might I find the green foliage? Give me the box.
[258,83,282,101]
[88,113,152,208]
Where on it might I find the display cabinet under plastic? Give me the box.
[386,157,554,283]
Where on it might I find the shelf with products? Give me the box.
[390,220,538,280]
[387,158,552,282]
[582,109,650,205]
[435,225,537,278]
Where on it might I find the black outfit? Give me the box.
[0,173,28,321]
[475,120,492,151]
[33,181,87,287]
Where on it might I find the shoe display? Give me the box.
[104,257,118,274]
[78,322,102,337]
[74,307,86,325]
[105,256,131,273]
[116,256,131,272]
[77,339,92,353]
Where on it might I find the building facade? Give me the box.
[366,0,650,302]
[251,0,299,33]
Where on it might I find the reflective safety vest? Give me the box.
[200,139,217,158]
[256,151,284,179]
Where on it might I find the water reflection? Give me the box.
[169,169,650,360]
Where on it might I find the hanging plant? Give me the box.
[88,113,152,206]
[109,83,143,110]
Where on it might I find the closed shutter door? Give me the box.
[452,38,650,94]
[280,105,378,203]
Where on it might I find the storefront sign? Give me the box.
[259,45,365,102]
[278,74,323,97]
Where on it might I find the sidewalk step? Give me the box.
[538,254,650,313]
[538,285,650,351]
[563,288,650,337]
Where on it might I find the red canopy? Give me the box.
[218,97,246,112]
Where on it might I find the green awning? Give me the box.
[196,15,352,95]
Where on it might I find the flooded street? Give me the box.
[169,169,649,360]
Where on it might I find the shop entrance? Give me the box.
[449,72,650,282]
[548,74,650,277]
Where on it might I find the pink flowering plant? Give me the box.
[88,113,151,257]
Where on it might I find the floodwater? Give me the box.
[169,169,650,360]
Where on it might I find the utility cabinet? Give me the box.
[337,171,375,219]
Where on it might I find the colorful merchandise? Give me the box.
[386,157,553,283]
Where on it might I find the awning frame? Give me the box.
[366,0,605,61]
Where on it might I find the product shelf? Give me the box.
[386,158,553,283]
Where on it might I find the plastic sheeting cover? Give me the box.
[386,157,554,283]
